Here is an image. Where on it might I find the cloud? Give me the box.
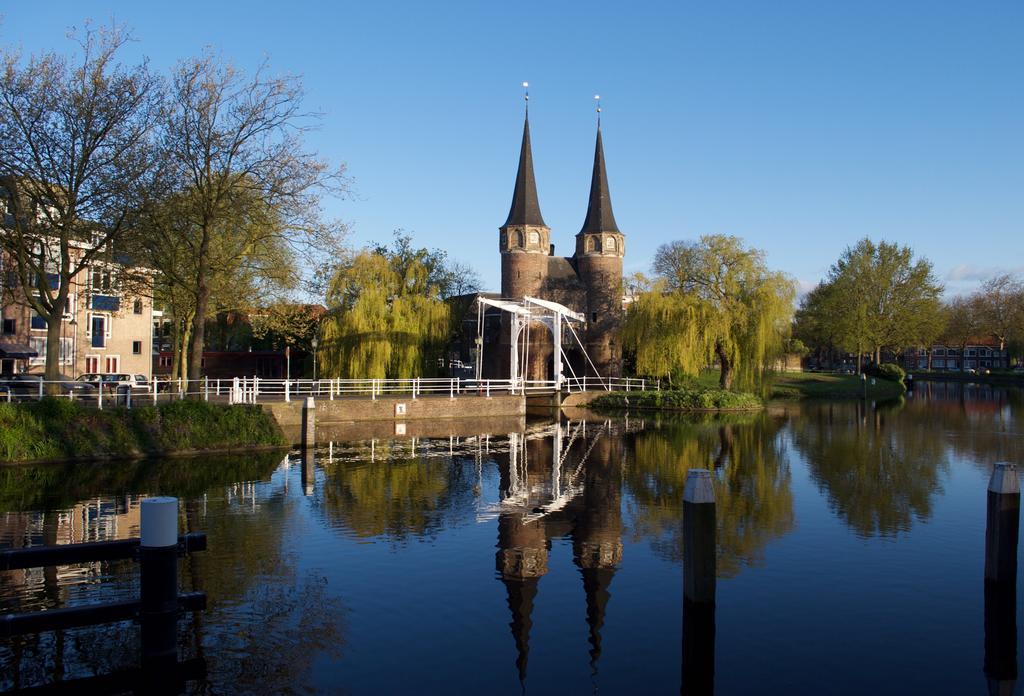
[946,264,1024,283]
[795,279,818,301]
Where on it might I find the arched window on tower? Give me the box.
[606,236,617,252]
[528,231,539,245]
[515,231,524,247]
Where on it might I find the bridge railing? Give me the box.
[563,376,657,393]
[0,374,659,407]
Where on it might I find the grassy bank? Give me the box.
[0,399,288,464]
[589,386,762,412]
[770,372,905,401]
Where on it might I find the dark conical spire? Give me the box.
[504,113,546,228]
[504,577,539,685]
[579,126,619,234]
[582,567,615,673]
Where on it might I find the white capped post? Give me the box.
[141,496,179,548]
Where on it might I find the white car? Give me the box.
[101,373,153,391]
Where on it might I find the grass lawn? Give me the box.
[0,399,288,464]
[770,372,905,401]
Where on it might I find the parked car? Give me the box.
[1,373,98,398]
[78,373,152,393]
[104,373,152,392]
[836,364,857,375]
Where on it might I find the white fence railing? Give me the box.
[0,375,659,408]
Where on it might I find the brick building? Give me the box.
[904,337,1010,371]
[1,249,154,379]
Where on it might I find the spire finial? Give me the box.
[522,81,529,113]
[594,94,601,127]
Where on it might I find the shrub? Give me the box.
[589,387,761,412]
[874,363,906,383]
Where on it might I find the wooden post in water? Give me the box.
[302,397,316,450]
[985,463,1019,692]
[301,397,317,496]
[139,497,179,679]
[682,468,716,695]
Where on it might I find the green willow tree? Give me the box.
[624,235,794,390]
[319,249,451,379]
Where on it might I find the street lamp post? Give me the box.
[68,317,78,379]
[312,337,319,382]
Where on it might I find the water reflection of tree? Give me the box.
[0,452,285,512]
[317,440,478,542]
[624,413,794,576]
[790,401,949,537]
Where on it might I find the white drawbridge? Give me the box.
[474,295,606,391]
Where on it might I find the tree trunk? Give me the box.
[176,315,193,382]
[715,340,733,390]
[43,313,63,391]
[186,232,211,397]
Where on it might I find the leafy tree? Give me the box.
[793,281,847,367]
[141,186,298,380]
[625,234,794,390]
[155,51,345,389]
[827,238,944,368]
[250,303,325,352]
[0,24,159,385]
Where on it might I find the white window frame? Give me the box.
[86,312,112,339]
[85,354,100,373]
[103,355,120,374]
[28,336,46,366]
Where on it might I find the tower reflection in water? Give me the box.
[492,421,625,685]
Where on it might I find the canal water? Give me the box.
[2,382,1023,694]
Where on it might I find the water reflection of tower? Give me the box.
[571,431,623,671]
[493,422,626,685]
[495,433,551,684]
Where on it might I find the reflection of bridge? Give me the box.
[487,419,627,684]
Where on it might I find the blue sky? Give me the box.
[3,1,1022,297]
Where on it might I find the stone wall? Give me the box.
[263,394,526,445]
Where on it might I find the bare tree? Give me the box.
[153,51,346,389]
[0,24,159,385]
[940,295,983,371]
[974,274,1024,353]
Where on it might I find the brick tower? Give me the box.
[489,105,625,381]
[498,109,553,380]
[575,123,625,378]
